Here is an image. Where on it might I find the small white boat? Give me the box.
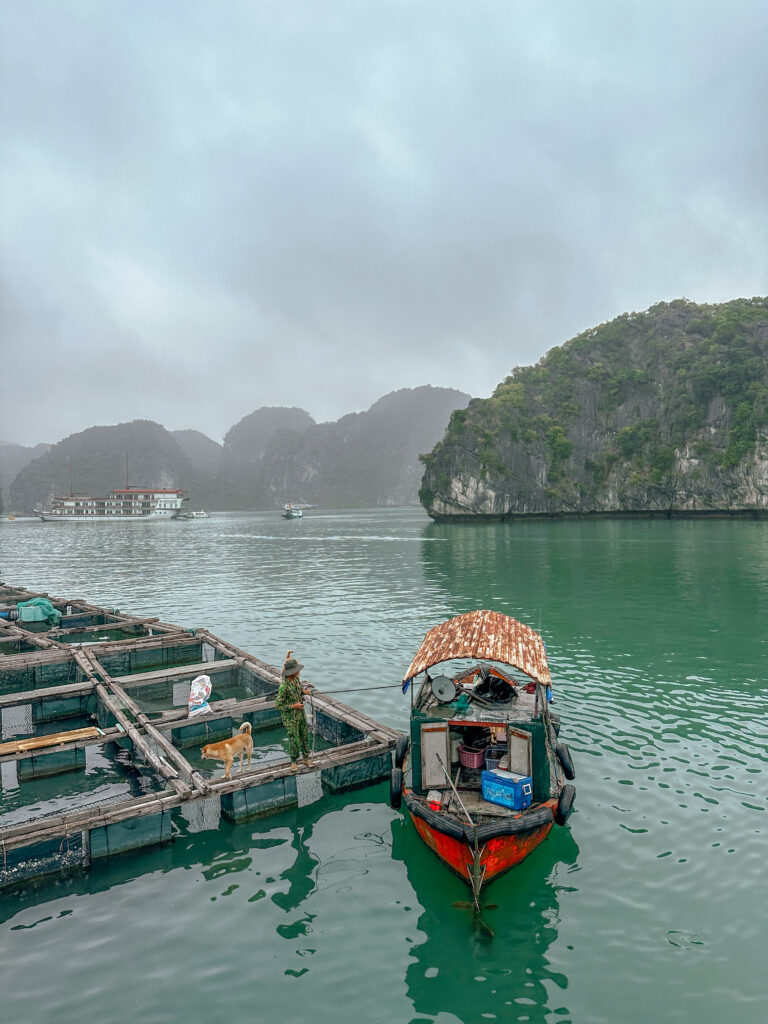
[282,504,303,519]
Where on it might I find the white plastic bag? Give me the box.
[188,674,212,718]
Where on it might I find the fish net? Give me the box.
[173,682,191,706]
[180,795,221,833]
[296,770,323,807]
[1,704,33,740]
[1,830,85,888]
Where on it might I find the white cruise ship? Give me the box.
[34,487,188,521]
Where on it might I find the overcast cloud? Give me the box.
[2,0,767,446]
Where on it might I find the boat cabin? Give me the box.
[401,610,560,822]
[408,665,554,816]
[396,610,574,910]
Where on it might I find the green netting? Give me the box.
[17,598,62,625]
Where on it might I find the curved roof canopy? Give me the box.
[403,610,551,687]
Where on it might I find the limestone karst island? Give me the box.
[419,297,768,521]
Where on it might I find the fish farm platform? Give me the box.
[0,584,400,889]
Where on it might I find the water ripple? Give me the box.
[1,511,766,1024]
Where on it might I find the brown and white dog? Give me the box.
[201,722,253,779]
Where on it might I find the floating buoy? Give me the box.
[556,741,575,780]
[395,734,409,768]
[555,784,576,825]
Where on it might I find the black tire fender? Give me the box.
[556,741,575,780]
[555,783,576,825]
[394,734,409,769]
[390,767,403,810]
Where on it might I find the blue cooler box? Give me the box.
[481,768,533,811]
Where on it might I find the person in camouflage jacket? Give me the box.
[276,652,313,770]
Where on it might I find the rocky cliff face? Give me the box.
[216,407,317,507]
[237,386,471,508]
[420,298,768,520]
[170,430,223,477]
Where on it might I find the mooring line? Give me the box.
[308,683,403,695]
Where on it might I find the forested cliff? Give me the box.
[420,298,768,520]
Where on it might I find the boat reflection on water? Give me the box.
[3,786,579,1024]
[391,811,580,1022]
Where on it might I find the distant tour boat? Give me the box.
[34,487,189,521]
[282,504,303,519]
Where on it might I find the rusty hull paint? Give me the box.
[403,610,551,686]
[409,802,556,885]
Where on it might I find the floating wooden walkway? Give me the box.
[0,584,400,889]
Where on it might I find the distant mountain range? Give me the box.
[2,386,471,514]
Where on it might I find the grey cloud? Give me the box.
[2,0,767,445]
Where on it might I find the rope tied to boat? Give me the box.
[302,683,405,695]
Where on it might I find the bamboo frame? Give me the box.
[0,726,123,764]
[0,582,402,884]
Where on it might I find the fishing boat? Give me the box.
[282,504,303,519]
[391,610,576,916]
[34,487,188,521]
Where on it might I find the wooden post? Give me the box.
[93,683,190,799]
[95,670,210,797]
[76,648,208,794]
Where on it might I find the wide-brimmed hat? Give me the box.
[283,657,303,676]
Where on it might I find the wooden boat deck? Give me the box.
[441,789,542,819]
[0,584,400,890]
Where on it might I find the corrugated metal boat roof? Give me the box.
[403,609,551,686]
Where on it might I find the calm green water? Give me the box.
[0,509,766,1024]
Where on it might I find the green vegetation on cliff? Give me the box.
[420,297,768,519]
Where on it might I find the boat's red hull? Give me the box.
[407,795,557,886]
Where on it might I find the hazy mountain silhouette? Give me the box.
[7,387,471,512]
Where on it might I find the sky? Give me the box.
[2,0,767,448]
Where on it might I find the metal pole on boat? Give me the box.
[435,755,487,917]
[470,832,487,914]
[435,753,474,826]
